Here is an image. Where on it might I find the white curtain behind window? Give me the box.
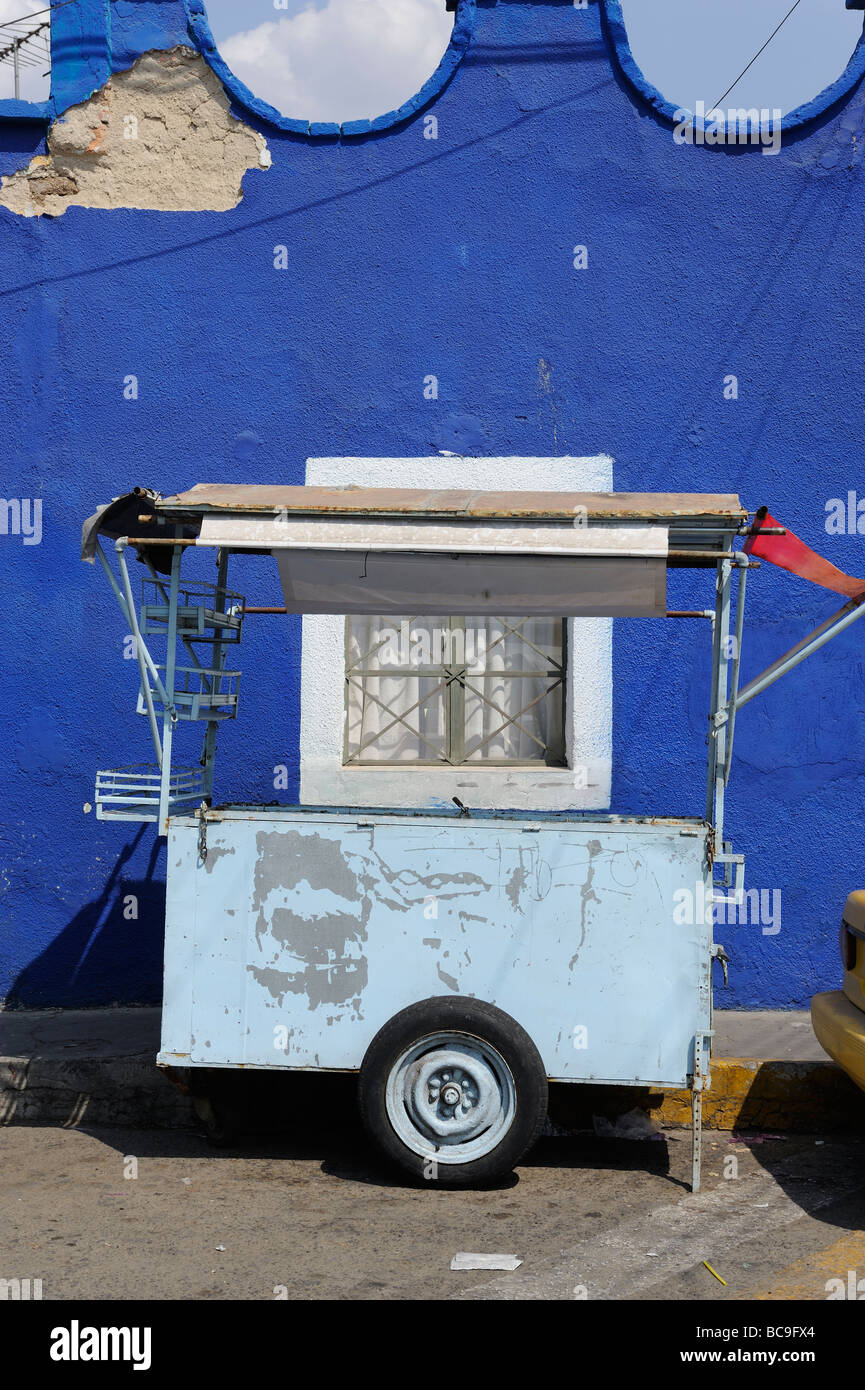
[345,615,563,764]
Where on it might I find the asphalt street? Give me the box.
[2,1096,863,1302]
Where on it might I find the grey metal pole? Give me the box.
[12,38,20,100]
[115,540,164,766]
[732,595,865,712]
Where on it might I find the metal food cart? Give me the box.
[81,483,865,1189]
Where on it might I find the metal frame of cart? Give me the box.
[81,483,865,1191]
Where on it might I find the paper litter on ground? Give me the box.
[450,1252,522,1271]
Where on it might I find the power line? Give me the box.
[711,0,805,111]
[0,0,76,33]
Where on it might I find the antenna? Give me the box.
[0,16,50,100]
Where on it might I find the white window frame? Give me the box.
[299,456,613,812]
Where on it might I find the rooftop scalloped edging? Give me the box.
[601,0,865,134]
[2,0,863,137]
[182,0,476,138]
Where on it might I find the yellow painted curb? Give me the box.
[548,1058,865,1132]
[652,1058,865,1131]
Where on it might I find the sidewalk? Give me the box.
[1,1006,863,1132]
[0,1007,187,1129]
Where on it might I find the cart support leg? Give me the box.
[691,1030,712,1193]
[691,1086,703,1194]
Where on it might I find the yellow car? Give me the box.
[812,891,865,1093]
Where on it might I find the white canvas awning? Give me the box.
[192,507,670,617]
[196,512,669,556]
[275,547,666,616]
[257,523,669,617]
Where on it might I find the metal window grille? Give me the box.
[344,615,566,766]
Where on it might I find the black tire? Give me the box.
[358,996,548,1187]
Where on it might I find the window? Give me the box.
[345,615,565,766]
[298,454,612,814]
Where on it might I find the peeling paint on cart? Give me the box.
[158,806,713,1086]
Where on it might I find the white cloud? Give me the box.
[220,0,454,123]
[0,0,41,22]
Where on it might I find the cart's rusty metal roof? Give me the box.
[82,485,748,573]
[160,484,747,524]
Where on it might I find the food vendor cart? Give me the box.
[81,483,865,1189]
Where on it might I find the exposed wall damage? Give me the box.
[0,47,270,217]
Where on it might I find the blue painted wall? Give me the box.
[1,0,864,1009]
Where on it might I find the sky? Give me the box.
[206,0,865,122]
[0,0,51,102]
[0,1,864,118]
[216,0,454,123]
[622,0,865,117]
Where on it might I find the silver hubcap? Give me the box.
[386,1030,516,1163]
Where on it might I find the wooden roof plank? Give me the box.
[161,484,746,522]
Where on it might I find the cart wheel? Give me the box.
[358,997,548,1186]
[192,1094,238,1148]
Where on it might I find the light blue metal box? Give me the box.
[158,807,713,1088]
